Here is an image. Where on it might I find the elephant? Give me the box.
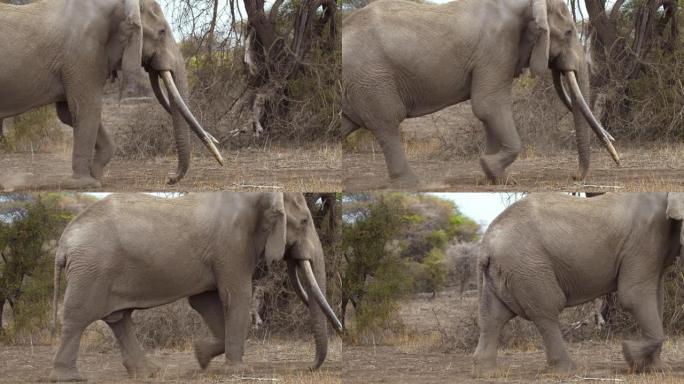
[49,192,342,382]
[0,0,224,189]
[341,0,621,187]
[473,193,683,376]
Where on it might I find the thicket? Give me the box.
[340,193,481,342]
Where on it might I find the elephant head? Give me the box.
[258,193,343,370]
[116,0,224,184]
[523,0,620,178]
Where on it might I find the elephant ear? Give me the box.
[121,0,143,96]
[264,193,287,265]
[666,193,684,244]
[529,0,550,78]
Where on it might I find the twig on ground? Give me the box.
[230,376,280,382]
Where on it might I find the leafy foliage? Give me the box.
[0,194,80,340]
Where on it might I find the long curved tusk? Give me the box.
[149,71,172,114]
[300,259,343,334]
[287,259,309,306]
[160,71,225,166]
[564,71,621,166]
[552,70,573,112]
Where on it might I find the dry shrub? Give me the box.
[115,104,178,159]
[1,107,68,153]
[444,242,479,293]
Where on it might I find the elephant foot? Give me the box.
[479,157,514,185]
[90,163,108,181]
[194,339,223,370]
[49,366,86,382]
[124,359,160,379]
[622,339,663,373]
[60,175,102,190]
[388,173,420,189]
[223,361,254,376]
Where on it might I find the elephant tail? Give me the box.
[52,246,67,338]
[476,242,490,297]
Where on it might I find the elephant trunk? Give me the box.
[306,256,329,370]
[563,65,620,169]
[158,61,224,185]
[569,63,592,179]
[165,63,191,185]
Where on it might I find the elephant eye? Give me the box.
[300,218,309,227]
[158,29,167,39]
[564,29,573,39]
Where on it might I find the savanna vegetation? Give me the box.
[340,193,481,342]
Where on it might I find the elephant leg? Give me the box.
[471,76,521,183]
[351,86,417,186]
[49,320,89,382]
[341,113,360,138]
[188,291,225,369]
[56,102,73,126]
[532,317,575,374]
[473,281,514,377]
[619,282,665,372]
[217,283,252,373]
[92,124,115,180]
[106,310,160,378]
[483,123,501,155]
[60,91,103,189]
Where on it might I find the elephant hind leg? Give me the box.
[106,310,160,378]
[349,86,417,186]
[532,317,576,374]
[188,291,225,369]
[472,280,514,377]
[49,320,89,382]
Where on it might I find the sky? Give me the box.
[429,193,523,230]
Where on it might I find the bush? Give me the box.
[444,242,479,294]
[1,107,67,153]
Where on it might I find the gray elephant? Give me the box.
[0,0,224,189]
[342,0,620,187]
[474,193,683,376]
[50,192,342,382]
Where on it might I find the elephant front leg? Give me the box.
[471,78,521,184]
[220,286,253,374]
[91,124,115,180]
[619,282,666,372]
[58,98,103,189]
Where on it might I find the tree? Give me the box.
[0,194,78,335]
[240,0,338,137]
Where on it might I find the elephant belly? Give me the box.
[106,262,216,311]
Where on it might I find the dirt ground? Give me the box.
[0,145,341,192]
[343,145,684,192]
[0,338,341,384]
[343,290,684,383]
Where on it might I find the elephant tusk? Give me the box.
[299,259,343,334]
[160,71,225,166]
[552,70,573,112]
[149,71,172,114]
[564,71,621,166]
[287,259,309,306]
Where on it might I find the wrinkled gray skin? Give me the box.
[50,193,341,382]
[0,0,216,189]
[474,193,684,376]
[342,0,610,186]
